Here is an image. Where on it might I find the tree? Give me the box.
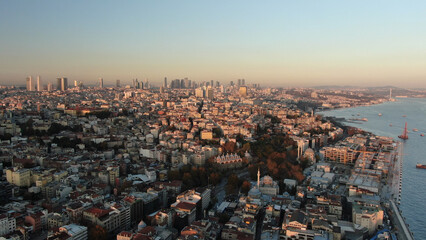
[299,157,310,170]
[168,170,180,181]
[182,172,194,189]
[212,128,223,138]
[88,225,107,240]
[209,172,221,186]
[241,180,251,195]
[48,123,66,135]
[225,174,240,195]
[223,141,236,153]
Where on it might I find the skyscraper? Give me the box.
[99,78,103,88]
[242,79,245,86]
[57,78,62,90]
[164,77,168,88]
[47,82,52,91]
[26,76,33,91]
[57,77,68,91]
[37,76,41,91]
[207,87,214,100]
[116,80,120,88]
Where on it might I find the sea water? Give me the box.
[320,98,426,238]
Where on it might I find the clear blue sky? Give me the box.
[1,1,425,87]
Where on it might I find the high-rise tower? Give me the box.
[99,78,103,88]
[57,77,68,91]
[26,76,33,91]
[37,76,41,91]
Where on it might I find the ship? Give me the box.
[348,118,368,122]
[398,122,408,140]
[416,164,426,169]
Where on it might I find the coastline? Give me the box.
[318,108,416,239]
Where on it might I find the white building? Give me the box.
[0,214,16,236]
[59,224,88,240]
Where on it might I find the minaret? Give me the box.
[257,168,260,188]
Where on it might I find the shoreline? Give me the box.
[318,105,416,239]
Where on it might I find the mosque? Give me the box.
[248,169,279,198]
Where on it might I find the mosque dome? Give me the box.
[305,148,314,154]
[248,187,261,197]
[262,175,273,186]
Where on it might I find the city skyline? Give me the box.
[1,1,426,88]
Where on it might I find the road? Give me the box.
[214,170,250,207]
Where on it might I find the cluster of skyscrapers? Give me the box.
[25,76,68,92]
[132,78,151,89]
[25,76,42,91]
[24,76,256,93]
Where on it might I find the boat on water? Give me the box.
[378,113,382,116]
[413,128,418,132]
[402,115,407,117]
[416,164,426,169]
[348,118,368,122]
[389,123,393,127]
[421,133,424,137]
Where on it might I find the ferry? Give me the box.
[348,118,368,122]
[416,164,426,169]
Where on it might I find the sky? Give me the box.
[1,1,426,88]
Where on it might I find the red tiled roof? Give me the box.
[173,201,196,211]
[84,207,111,218]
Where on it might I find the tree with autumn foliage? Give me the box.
[241,180,251,195]
[225,174,240,195]
[222,141,237,153]
[88,225,107,240]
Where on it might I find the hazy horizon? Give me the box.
[1,1,426,88]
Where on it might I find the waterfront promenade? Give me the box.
[389,200,414,240]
